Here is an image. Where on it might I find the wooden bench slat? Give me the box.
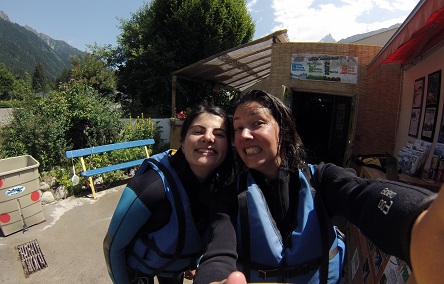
[65,138,155,199]
[80,158,146,177]
[65,139,155,158]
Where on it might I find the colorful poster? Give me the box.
[290,54,358,84]
[408,108,421,137]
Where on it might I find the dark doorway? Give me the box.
[292,92,351,166]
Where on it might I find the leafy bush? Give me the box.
[61,115,168,196]
[60,80,123,150]
[102,114,169,170]
[0,81,168,196]
[0,80,122,171]
[0,96,70,170]
[0,100,22,108]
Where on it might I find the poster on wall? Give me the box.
[409,109,421,137]
[290,54,358,84]
[421,108,436,141]
[434,71,444,143]
[413,77,425,108]
[421,70,441,142]
[409,77,425,137]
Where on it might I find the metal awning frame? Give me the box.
[170,30,289,116]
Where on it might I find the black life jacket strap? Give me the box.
[258,256,322,279]
[241,246,338,280]
[238,172,251,282]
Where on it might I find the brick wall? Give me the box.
[258,42,402,157]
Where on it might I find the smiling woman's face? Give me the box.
[233,101,281,180]
[181,112,228,182]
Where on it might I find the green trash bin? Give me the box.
[0,155,45,236]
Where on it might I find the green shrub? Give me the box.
[0,96,70,170]
[0,100,22,108]
[0,82,169,196]
[45,166,85,196]
[0,80,122,172]
[60,80,123,150]
[120,114,169,154]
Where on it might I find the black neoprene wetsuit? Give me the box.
[103,149,238,284]
[194,162,436,283]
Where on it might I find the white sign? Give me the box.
[6,185,25,196]
[291,54,358,84]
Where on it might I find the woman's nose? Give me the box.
[240,128,253,139]
[202,132,215,142]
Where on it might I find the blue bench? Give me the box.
[65,139,155,199]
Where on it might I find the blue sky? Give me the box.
[1,0,419,51]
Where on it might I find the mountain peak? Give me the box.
[0,10,10,21]
[338,24,401,43]
[0,14,85,81]
[319,33,336,43]
[24,25,38,34]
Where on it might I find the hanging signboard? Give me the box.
[290,54,358,84]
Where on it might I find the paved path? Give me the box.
[0,183,125,283]
[0,181,195,284]
[0,108,13,126]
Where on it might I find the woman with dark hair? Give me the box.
[104,103,237,284]
[194,90,437,284]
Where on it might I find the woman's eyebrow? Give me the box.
[190,125,227,132]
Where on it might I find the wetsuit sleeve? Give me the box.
[315,162,437,265]
[193,184,239,284]
[103,185,152,284]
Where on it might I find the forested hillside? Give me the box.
[0,13,84,81]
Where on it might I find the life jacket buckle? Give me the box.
[258,269,271,279]
[258,264,313,280]
[258,268,283,279]
[291,263,311,276]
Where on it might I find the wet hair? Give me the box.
[234,89,306,170]
[179,102,235,185]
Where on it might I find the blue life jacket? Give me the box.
[126,152,203,277]
[236,165,346,283]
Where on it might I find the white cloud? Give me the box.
[373,0,418,11]
[270,0,418,42]
[247,0,259,11]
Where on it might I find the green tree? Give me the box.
[70,53,117,97]
[11,74,33,100]
[56,67,72,85]
[0,80,123,171]
[0,63,15,100]
[115,0,255,116]
[32,63,47,93]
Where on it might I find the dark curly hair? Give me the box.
[234,90,306,171]
[179,102,235,185]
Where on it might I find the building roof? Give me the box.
[367,0,444,74]
[172,29,289,92]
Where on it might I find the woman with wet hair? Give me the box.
[104,103,237,284]
[194,90,437,284]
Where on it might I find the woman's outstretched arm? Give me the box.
[410,185,444,283]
